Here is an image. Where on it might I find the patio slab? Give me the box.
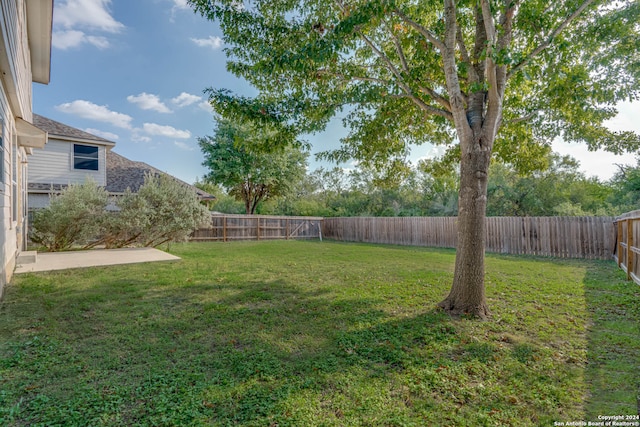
[15,247,181,274]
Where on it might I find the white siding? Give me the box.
[27,193,51,209]
[28,139,107,186]
[0,69,18,294]
[0,0,46,296]
[0,0,32,120]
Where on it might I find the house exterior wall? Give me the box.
[27,193,51,209]
[0,0,47,298]
[0,77,18,296]
[28,138,108,187]
[0,0,32,120]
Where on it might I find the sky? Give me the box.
[33,0,639,185]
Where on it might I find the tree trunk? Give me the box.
[438,133,492,319]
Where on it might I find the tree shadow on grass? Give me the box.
[583,262,640,419]
[1,271,458,426]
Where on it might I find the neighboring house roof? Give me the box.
[32,114,116,146]
[106,151,214,199]
[28,115,214,200]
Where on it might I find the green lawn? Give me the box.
[1,241,638,426]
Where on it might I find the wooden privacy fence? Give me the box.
[322,216,616,260]
[614,210,640,285]
[191,214,324,242]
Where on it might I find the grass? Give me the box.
[0,240,638,426]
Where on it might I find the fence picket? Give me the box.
[320,216,615,260]
[192,215,617,261]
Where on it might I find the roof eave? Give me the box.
[17,118,48,148]
[26,0,53,85]
[48,134,117,147]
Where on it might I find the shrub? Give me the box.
[30,180,109,251]
[105,172,211,248]
[30,174,211,251]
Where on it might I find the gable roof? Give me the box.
[29,115,213,200]
[32,114,116,146]
[106,151,214,199]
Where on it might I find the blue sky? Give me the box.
[34,0,638,184]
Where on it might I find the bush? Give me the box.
[105,173,212,248]
[30,179,109,251]
[30,174,212,251]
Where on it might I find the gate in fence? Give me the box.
[191,215,324,242]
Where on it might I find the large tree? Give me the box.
[189,0,639,318]
[199,118,309,214]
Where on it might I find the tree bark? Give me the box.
[438,132,492,319]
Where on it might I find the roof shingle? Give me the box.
[106,151,213,199]
[33,114,116,145]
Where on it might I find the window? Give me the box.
[74,144,99,170]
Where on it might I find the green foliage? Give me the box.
[199,118,309,214]
[607,157,640,212]
[1,241,637,424]
[107,173,211,248]
[29,179,109,252]
[194,181,246,214]
[188,0,639,176]
[30,175,211,251]
[486,153,615,217]
[207,151,631,218]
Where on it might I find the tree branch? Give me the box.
[495,0,517,98]
[505,112,536,124]
[480,0,499,104]
[392,8,446,51]
[417,86,452,111]
[442,0,472,141]
[384,19,410,73]
[508,0,597,78]
[359,31,453,120]
[479,0,503,143]
[457,26,479,85]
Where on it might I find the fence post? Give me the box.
[256,217,261,240]
[627,218,634,281]
[617,220,622,267]
[221,216,226,242]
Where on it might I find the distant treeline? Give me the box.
[197,153,640,218]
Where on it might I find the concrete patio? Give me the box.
[15,247,181,274]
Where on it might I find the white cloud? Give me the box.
[169,0,190,22]
[198,101,214,113]
[172,92,202,107]
[127,93,172,113]
[174,141,195,151]
[191,36,223,50]
[54,0,124,33]
[142,123,191,139]
[52,30,110,50]
[85,128,119,140]
[53,0,123,50]
[86,35,110,49]
[55,100,133,129]
[132,134,152,143]
[171,0,189,10]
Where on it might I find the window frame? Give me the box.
[73,143,99,171]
